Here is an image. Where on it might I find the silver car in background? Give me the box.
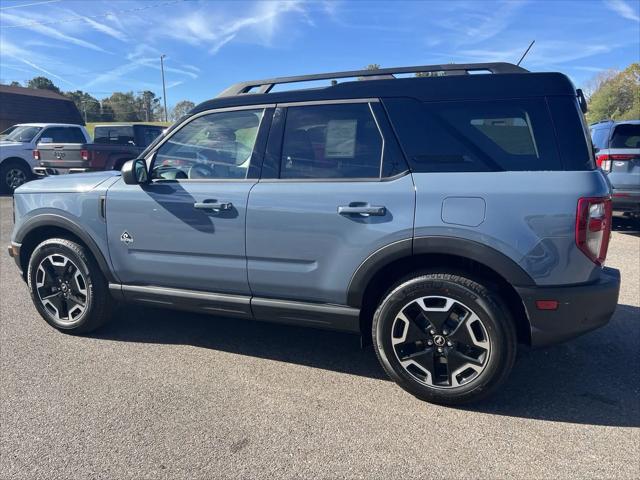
[591,119,640,217]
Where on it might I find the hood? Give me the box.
[15,171,121,194]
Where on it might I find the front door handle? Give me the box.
[194,201,233,212]
[338,205,386,216]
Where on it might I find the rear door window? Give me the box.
[610,124,640,149]
[138,127,163,147]
[384,98,560,172]
[279,103,383,179]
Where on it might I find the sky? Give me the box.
[0,0,638,108]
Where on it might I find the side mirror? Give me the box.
[121,159,148,185]
[39,137,53,144]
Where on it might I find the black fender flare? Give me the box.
[346,236,535,308]
[14,213,117,283]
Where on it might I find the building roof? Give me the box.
[0,84,73,101]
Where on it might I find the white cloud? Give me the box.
[0,37,75,86]
[161,0,310,54]
[81,16,128,42]
[604,0,640,22]
[0,11,108,52]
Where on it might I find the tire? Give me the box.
[27,238,113,334]
[372,273,517,405]
[0,160,31,193]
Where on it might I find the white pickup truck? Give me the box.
[0,123,91,193]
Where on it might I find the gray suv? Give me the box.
[590,119,640,216]
[8,63,621,405]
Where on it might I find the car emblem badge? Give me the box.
[120,231,134,245]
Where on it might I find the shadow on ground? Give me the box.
[93,302,640,428]
[612,214,640,236]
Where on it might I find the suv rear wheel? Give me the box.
[372,273,516,405]
[27,238,113,333]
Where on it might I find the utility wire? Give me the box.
[2,0,185,28]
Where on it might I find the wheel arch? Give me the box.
[349,236,534,345]
[15,214,116,284]
[1,156,32,173]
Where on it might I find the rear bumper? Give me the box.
[33,166,92,176]
[516,267,621,347]
[611,189,640,213]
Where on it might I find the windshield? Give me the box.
[2,126,42,143]
[0,126,18,140]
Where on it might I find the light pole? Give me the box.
[160,54,168,122]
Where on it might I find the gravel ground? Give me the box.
[0,196,638,479]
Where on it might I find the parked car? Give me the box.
[8,63,620,405]
[0,123,90,193]
[590,119,640,217]
[34,124,165,175]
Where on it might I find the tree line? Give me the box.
[4,76,195,123]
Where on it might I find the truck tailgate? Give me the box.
[37,143,87,169]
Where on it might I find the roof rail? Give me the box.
[217,62,529,97]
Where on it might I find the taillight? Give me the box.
[33,149,40,161]
[596,154,611,172]
[576,197,612,265]
[596,153,634,172]
[80,149,90,161]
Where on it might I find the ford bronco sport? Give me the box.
[8,63,621,405]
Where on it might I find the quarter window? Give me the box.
[280,103,383,179]
[385,98,561,172]
[151,109,264,180]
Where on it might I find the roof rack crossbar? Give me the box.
[217,62,528,97]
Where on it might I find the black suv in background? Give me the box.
[591,119,640,217]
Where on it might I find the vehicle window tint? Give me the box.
[151,109,264,180]
[139,127,163,147]
[384,98,561,172]
[41,127,68,143]
[94,126,135,144]
[65,128,86,143]
[590,126,610,150]
[280,103,382,179]
[610,124,640,148]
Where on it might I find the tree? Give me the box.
[365,64,380,70]
[65,90,101,122]
[26,76,61,93]
[586,63,639,123]
[102,92,141,122]
[137,91,160,122]
[171,100,195,121]
[9,81,21,87]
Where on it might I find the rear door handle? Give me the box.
[194,201,233,212]
[338,205,386,216]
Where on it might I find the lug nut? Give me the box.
[443,330,449,335]
[430,329,435,335]
[427,340,433,346]
[437,347,443,353]
[447,341,453,347]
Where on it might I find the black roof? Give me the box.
[0,85,83,131]
[192,66,576,115]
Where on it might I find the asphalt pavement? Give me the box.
[1,196,638,479]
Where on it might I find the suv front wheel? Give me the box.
[372,273,516,405]
[27,238,113,333]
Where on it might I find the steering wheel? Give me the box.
[187,163,216,179]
